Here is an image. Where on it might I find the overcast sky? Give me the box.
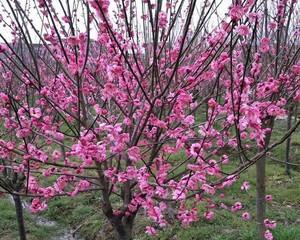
[0,0,230,43]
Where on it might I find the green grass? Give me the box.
[40,192,104,239]
[146,120,300,240]
[0,197,60,240]
[0,193,105,240]
[270,119,300,168]
[136,163,300,240]
[1,118,299,240]
[1,165,299,240]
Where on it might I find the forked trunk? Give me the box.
[110,216,134,240]
[115,223,133,240]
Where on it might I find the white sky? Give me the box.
[0,0,231,43]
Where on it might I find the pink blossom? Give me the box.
[231,202,243,212]
[241,181,250,191]
[237,24,250,36]
[292,63,300,74]
[264,230,273,240]
[127,146,141,163]
[13,164,24,173]
[71,180,91,196]
[16,128,31,138]
[54,176,68,193]
[145,226,156,236]
[42,187,55,199]
[30,198,47,213]
[190,143,202,157]
[269,22,277,31]
[30,108,42,119]
[222,175,237,187]
[123,117,132,126]
[0,44,7,53]
[104,167,117,178]
[53,132,64,141]
[220,203,228,210]
[264,219,277,229]
[117,172,128,183]
[183,115,195,126]
[0,93,9,103]
[37,0,49,8]
[0,108,9,117]
[158,12,168,28]
[42,167,56,177]
[294,90,300,102]
[229,5,244,21]
[6,141,15,150]
[94,104,108,115]
[251,62,262,77]
[201,184,216,195]
[204,211,214,221]
[62,16,71,23]
[89,0,110,14]
[178,207,198,226]
[208,98,217,108]
[27,176,39,193]
[126,166,137,180]
[260,37,270,53]
[77,180,91,191]
[172,188,186,200]
[242,212,250,220]
[52,150,62,162]
[265,195,273,202]
[221,155,229,164]
[102,83,118,100]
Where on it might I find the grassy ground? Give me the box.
[1,163,299,240]
[1,120,299,240]
[0,197,60,240]
[140,163,300,240]
[41,193,105,239]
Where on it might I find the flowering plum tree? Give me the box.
[0,0,299,240]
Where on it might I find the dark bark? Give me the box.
[13,194,27,240]
[256,119,273,240]
[285,105,293,176]
[256,154,266,240]
[115,224,133,240]
[112,217,134,240]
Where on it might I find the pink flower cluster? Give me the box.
[158,12,168,28]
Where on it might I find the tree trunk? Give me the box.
[256,119,273,240]
[256,154,266,240]
[13,194,27,240]
[285,105,293,176]
[116,226,132,240]
[109,215,134,240]
[114,222,133,240]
